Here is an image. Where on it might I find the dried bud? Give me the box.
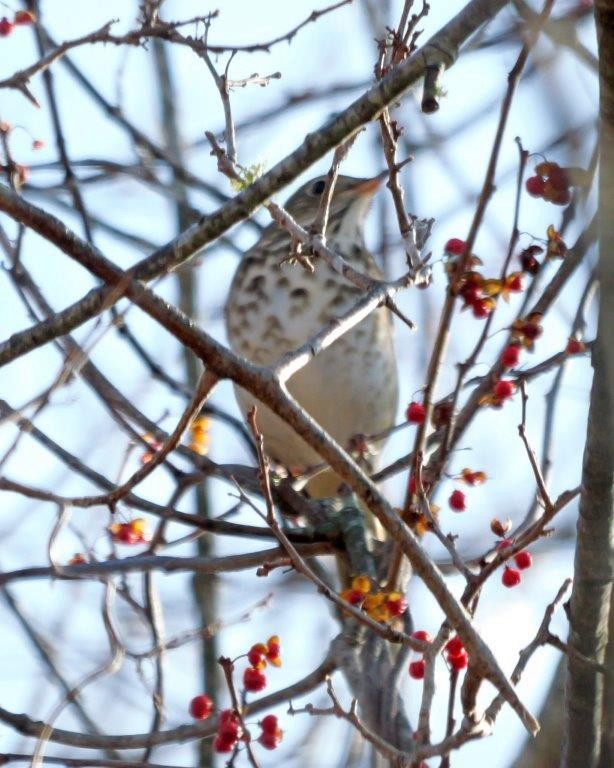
[491,517,512,537]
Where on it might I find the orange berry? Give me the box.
[350,575,372,594]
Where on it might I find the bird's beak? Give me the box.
[353,171,387,197]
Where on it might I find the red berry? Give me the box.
[411,629,432,643]
[213,734,237,753]
[0,17,14,36]
[472,298,493,318]
[343,588,366,606]
[247,644,267,668]
[501,345,521,369]
[525,176,545,197]
[14,10,36,25]
[549,188,571,206]
[218,709,242,740]
[514,550,533,570]
[189,694,213,720]
[445,636,464,658]
[258,730,282,750]
[448,649,469,671]
[502,567,522,588]
[521,321,543,340]
[260,714,279,734]
[409,659,426,679]
[243,667,267,692]
[493,379,516,400]
[449,489,467,512]
[406,401,426,424]
[496,538,514,551]
[116,524,139,544]
[519,245,542,274]
[547,164,570,191]
[461,284,483,307]
[445,238,466,255]
[507,273,525,292]
[386,595,408,617]
[566,338,585,354]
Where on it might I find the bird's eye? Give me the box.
[310,179,326,196]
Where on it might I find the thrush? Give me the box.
[225,174,398,502]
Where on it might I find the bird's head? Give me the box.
[283,173,384,240]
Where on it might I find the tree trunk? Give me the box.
[561,3,614,767]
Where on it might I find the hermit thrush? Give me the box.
[225,175,398,500]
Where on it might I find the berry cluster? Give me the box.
[525,161,571,206]
[0,10,35,36]
[517,225,568,277]
[188,694,283,753]
[109,518,150,545]
[407,631,469,680]
[497,539,533,588]
[244,635,282,692]
[341,575,408,623]
[459,468,487,486]
[444,239,526,320]
[447,467,487,514]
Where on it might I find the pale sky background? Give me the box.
[0,1,598,766]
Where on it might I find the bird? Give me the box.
[225,174,398,505]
